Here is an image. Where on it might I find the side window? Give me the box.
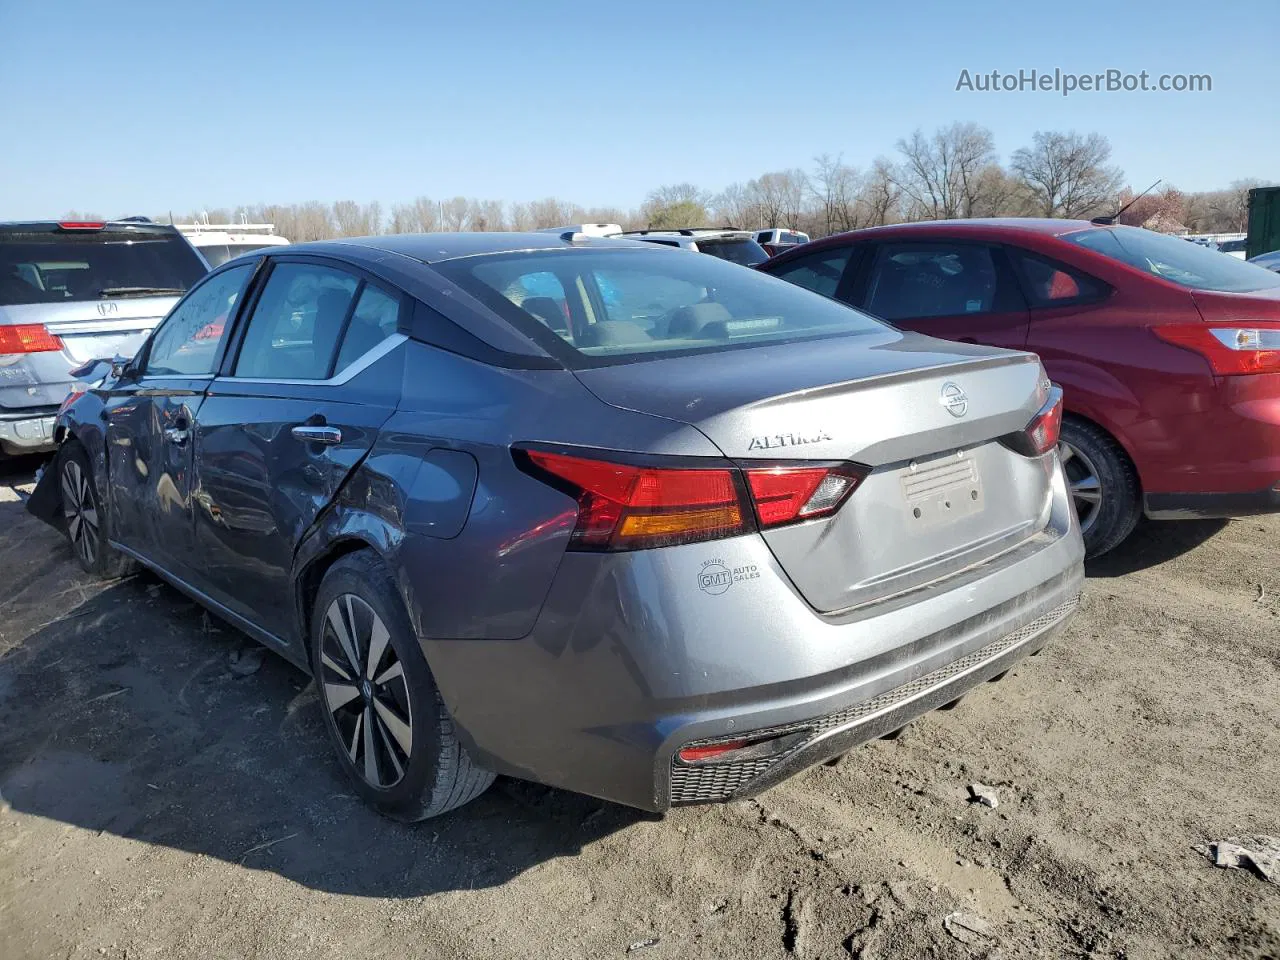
[865,244,1000,321]
[233,263,358,379]
[143,263,252,376]
[1010,250,1104,307]
[333,283,401,373]
[770,247,855,299]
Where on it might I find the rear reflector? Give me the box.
[514,447,870,551]
[0,324,63,354]
[744,463,866,527]
[677,740,751,763]
[56,221,106,231]
[1153,324,1280,375]
[1000,385,1063,457]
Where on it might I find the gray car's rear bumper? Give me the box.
[0,410,57,454]
[424,478,1085,813]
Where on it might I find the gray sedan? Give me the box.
[28,232,1084,819]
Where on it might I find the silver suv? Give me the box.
[621,228,770,266]
[0,219,207,455]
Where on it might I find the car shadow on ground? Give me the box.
[1085,517,1230,578]
[0,512,644,899]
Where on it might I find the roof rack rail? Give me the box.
[622,226,742,236]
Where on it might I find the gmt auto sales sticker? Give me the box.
[697,558,760,595]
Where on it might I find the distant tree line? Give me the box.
[69,124,1271,240]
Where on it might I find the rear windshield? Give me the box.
[195,242,271,268]
[1066,226,1280,293]
[695,237,770,266]
[0,227,208,306]
[433,246,887,367]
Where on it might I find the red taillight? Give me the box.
[515,448,868,551]
[743,463,866,527]
[56,221,105,231]
[0,324,63,354]
[1000,386,1063,457]
[1153,324,1280,375]
[517,448,751,550]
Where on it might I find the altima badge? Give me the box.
[940,382,968,418]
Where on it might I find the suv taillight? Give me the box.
[0,324,63,354]
[1000,386,1063,457]
[1153,324,1280,375]
[514,447,867,551]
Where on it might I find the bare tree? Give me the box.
[528,197,580,229]
[331,200,381,236]
[712,183,759,229]
[894,123,997,219]
[859,159,902,226]
[1213,179,1269,232]
[810,154,864,234]
[1010,131,1124,218]
[507,201,534,231]
[388,196,440,233]
[467,199,505,231]
[746,170,807,229]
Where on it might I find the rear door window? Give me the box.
[866,244,1002,320]
[0,226,207,306]
[769,247,856,299]
[332,283,402,372]
[1009,250,1105,307]
[143,264,253,377]
[233,263,359,379]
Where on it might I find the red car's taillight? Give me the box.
[1000,386,1064,457]
[514,447,868,551]
[0,324,63,354]
[1153,324,1280,375]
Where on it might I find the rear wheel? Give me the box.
[58,442,138,579]
[311,551,494,820]
[1058,418,1141,559]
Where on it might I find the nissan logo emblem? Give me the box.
[96,302,119,317]
[940,381,968,418]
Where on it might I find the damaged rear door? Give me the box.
[190,257,408,643]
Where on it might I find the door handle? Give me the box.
[291,424,342,445]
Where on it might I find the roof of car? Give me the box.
[840,218,1100,238]
[307,231,653,263]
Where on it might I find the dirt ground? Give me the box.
[0,454,1277,960]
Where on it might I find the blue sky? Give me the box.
[1,0,1275,219]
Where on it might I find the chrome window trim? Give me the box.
[219,333,406,387]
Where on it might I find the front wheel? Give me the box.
[311,551,494,820]
[57,442,138,579]
[1058,418,1141,559]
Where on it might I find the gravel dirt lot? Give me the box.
[1,454,1277,959]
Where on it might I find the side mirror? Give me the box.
[110,354,131,379]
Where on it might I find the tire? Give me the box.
[311,551,494,820]
[57,441,139,579]
[1059,418,1141,559]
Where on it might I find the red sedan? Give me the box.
[759,219,1280,556]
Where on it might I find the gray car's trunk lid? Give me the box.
[0,299,176,364]
[574,331,1055,613]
